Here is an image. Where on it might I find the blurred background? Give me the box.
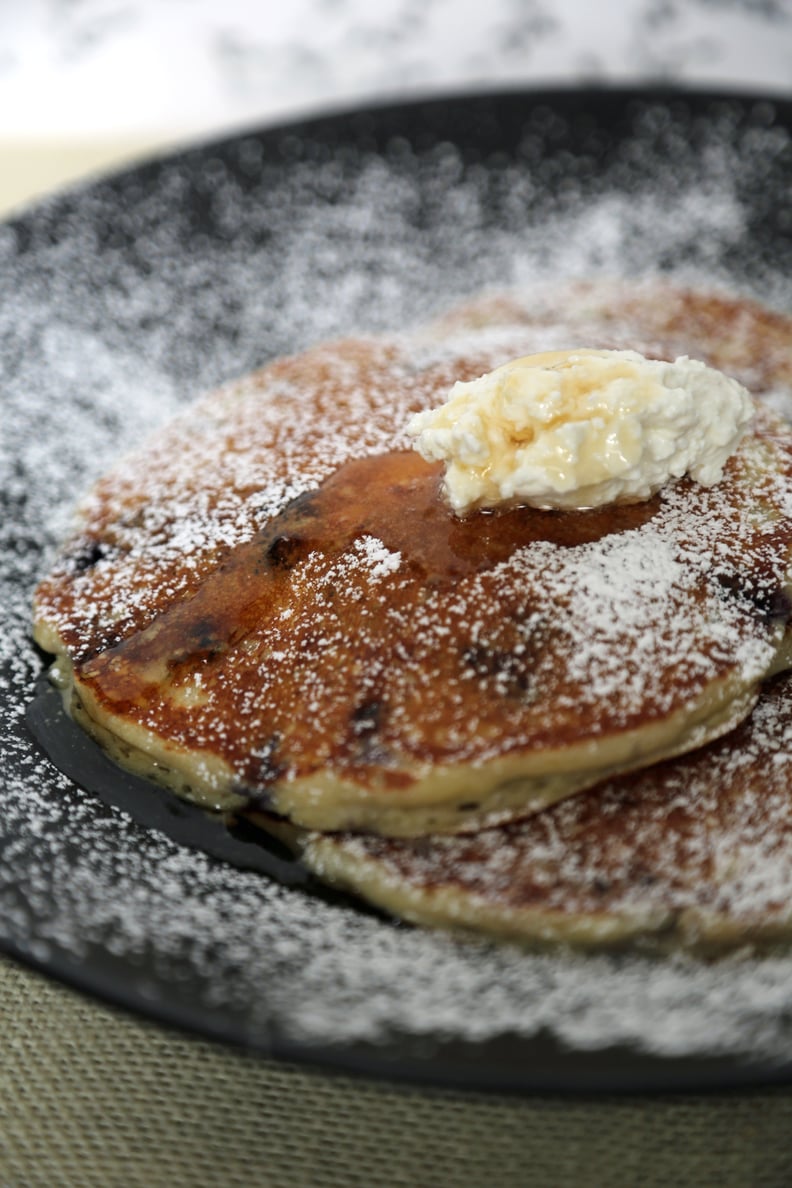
[1,0,792,217]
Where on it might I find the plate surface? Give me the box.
[4,88,792,1093]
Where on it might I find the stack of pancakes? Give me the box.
[33,281,792,952]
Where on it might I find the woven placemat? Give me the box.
[2,957,792,1187]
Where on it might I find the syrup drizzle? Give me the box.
[79,449,661,697]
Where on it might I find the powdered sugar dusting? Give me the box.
[354,535,402,580]
[314,676,792,952]
[4,93,792,1081]
[32,327,792,797]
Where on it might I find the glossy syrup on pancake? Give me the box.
[32,284,792,837]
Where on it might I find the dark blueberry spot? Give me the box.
[714,572,739,596]
[762,587,792,627]
[351,699,384,737]
[69,539,111,574]
[592,877,612,894]
[457,801,480,812]
[349,700,395,764]
[714,571,792,628]
[251,734,285,786]
[265,533,306,570]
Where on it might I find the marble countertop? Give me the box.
[1,0,791,145]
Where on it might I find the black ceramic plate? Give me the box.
[5,88,792,1094]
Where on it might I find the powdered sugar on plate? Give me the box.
[4,91,792,1086]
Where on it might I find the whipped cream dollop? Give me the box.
[407,348,755,514]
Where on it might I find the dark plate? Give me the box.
[4,87,792,1094]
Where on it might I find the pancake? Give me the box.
[434,279,792,398]
[32,282,792,837]
[288,672,792,954]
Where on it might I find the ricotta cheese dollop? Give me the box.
[407,348,755,514]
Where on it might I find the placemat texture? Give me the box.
[0,140,173,219]
[2,957,792,1187]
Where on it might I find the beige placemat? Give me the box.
[2,954,792,1188]
[0,139,180,219]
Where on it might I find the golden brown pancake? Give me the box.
[291,672,792,954]
[32,282,792,837]
[435,279,792,396]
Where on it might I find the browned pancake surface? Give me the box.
[438,280,792,395]
[301,673,792,951]
[32,283,792,833]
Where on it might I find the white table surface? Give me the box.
[1,0,791,215]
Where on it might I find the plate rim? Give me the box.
[6,81,792,224]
